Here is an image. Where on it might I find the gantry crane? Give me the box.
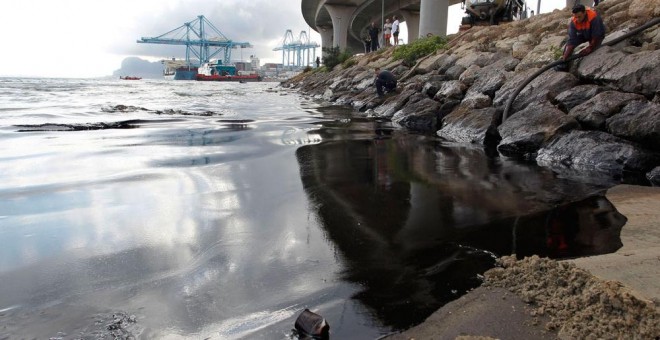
[138,15,252,66]
[273,30,320,68]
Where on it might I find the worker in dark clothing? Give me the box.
[363,34,372,53]
[562,4,606,61]
[374,68,397,96]
[368,22,380,52]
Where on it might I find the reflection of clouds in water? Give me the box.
[181,268,221,297]
[0,166,207,272]
[0,80,358,338]
[212,306,299,340]
[0,127,219,271]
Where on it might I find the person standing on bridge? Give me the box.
[368,22,380,52]
[562,4,606,62]
[383,18,393,47]
[392,16,400,46]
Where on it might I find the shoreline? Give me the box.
[386,184,660,339]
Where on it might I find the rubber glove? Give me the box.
[562,45,576,61]
[579,45,593,56]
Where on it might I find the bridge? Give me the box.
[302,0,572,54]
[301,0,463,53]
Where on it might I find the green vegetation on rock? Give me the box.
[322,46,354,70]
[392,36,448,66]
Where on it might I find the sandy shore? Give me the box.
[386,185,660,340]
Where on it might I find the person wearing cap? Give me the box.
[562,4,606,61]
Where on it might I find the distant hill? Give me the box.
[113,57,164,79]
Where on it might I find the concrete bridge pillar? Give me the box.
[401,10,420,43]
[324,4,357,51]
[318,26,333,54]
[419,0,449,38]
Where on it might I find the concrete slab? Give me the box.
[385,286,557,340]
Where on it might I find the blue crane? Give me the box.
[273,30,320,68]
[138,15,251,66]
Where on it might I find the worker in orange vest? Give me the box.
[562,4,606,61]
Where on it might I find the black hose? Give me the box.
[604,16,660,46]
[501,16,660,123]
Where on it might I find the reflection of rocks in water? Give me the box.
[0,306,141,340]
[102,104,149,113]
[155,108,218,116]
[104,312,139,339]
[295,132,623,330]
[217,119,255,131]
[15,120,142,131]
[102,104,222,117]
[464,195,626,260]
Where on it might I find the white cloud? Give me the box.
[0,0,565,78]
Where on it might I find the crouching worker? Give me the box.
[562,4,606,61]
[374,67,397,97]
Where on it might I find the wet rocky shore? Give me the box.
[282,0,660,187]
[282,0,660,338]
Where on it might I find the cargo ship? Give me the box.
[196,61,262,82]
[161,58,198,80]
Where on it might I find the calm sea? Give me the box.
[0,77,621,339]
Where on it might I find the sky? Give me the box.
[0,0,566,78]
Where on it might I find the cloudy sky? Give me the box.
[0,0,564,78]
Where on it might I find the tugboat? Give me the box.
[196,61,262,82]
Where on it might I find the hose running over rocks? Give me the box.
[501,16,660,123]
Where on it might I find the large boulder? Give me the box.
[422,75,451,97]
[498,102,580,157]
[436,54,459,74]
[553,85,605,112]
[628,0,660,19]
[371,89,416,118]
[459,64,482,87]
[536,130,660,175]
[465,70,508,98]
[577,47,660,97]
[459,56,516,89]
[568,91,647,130]
[417,53,452,74]
[493,69,579,114]
[461,93,492,109]
[437,106,500,145]
[606,100,660,151]
[328,76,351,92]
[434,80,467,103]
[515,35,565,72]
[455,52,499,69]
[349,89,385,112]
[444,64,467,80]
[392,95,442,131]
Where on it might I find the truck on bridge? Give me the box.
[461,0,527,27]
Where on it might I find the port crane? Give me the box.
[273,30,320,68]
[138,15,251,66]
